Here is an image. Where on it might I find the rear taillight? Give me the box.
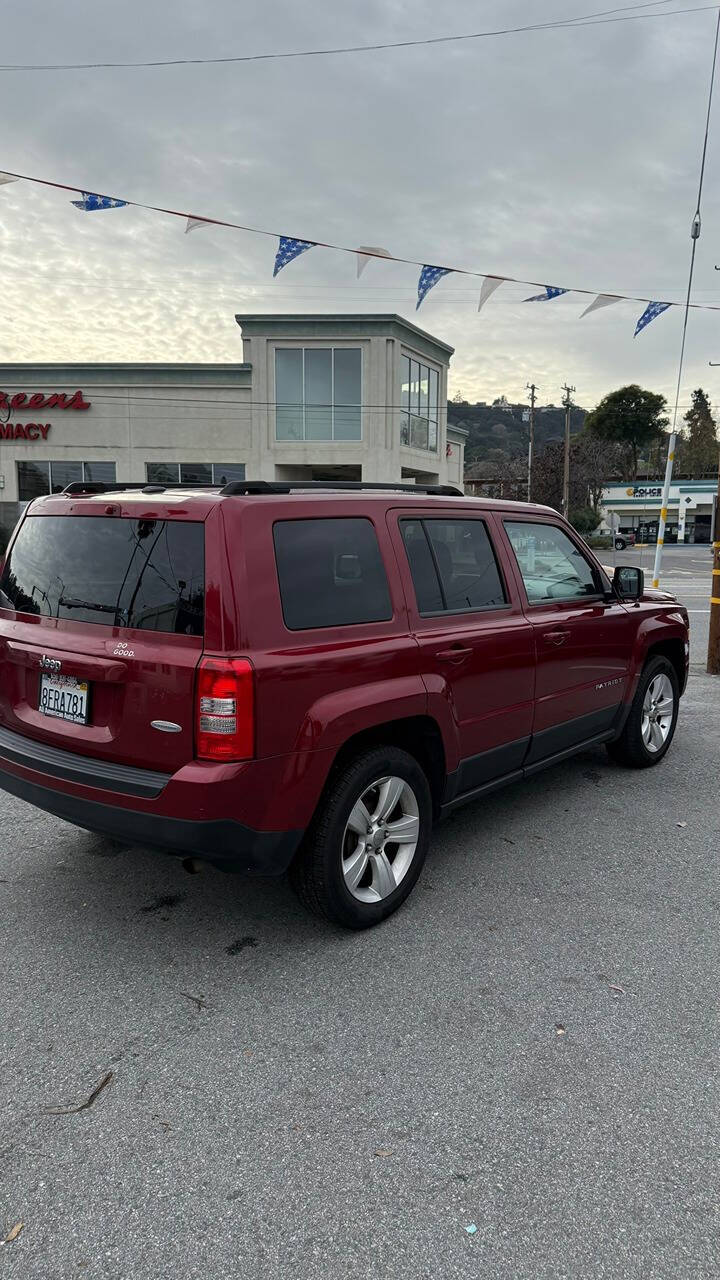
[195,658,254,761]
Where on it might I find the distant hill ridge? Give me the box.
[448,398,588,467]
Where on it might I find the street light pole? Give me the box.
[526,382,537,503]
[561,384,575,518]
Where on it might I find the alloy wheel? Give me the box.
[641,673,675,753]
[341,775,420,903]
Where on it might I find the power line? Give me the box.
[0,3,713,71]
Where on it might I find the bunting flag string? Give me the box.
[634,300,671,337]
[356,246,391,277]
[70,192,128,211]
[273,235,316,276]
[0,164,715,332]
[523,285,570,302]
[477,276,504,312]
[417,265,452,309]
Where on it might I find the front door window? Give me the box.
[504,522,599,603]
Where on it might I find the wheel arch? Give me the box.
[322,716,447,820]
[644,637,686,693]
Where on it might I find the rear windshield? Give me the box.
[0,515,205,635]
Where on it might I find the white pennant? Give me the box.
[0,173,19,186]
[356,245,391,277]
[477,276,505,312]
[580,293,622,318]
[185,216,209,234]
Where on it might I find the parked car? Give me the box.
[0,481,689,929]
[614,531,636,551]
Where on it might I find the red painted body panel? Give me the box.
[0,488,690,864]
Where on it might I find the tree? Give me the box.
[531,434,624,516]
[683,388,718,476]
[585,385,668,480]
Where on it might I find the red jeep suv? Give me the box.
[0,480,689,928]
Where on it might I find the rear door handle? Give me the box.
[543,630,571,646]
[435,646,473,664]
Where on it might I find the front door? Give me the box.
[390,511,535,795]
[500,518,636,764]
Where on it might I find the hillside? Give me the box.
[448,399,588,469]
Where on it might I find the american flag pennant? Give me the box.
[0,173,19,186]
[356,246,391,277]
[523,286,570,302]
[634,301,671,338]
[580,293,622,319]
[477,276,504,312]
[273,236,316,277]
[71,192,128,212]
[185,217,209,234]
[417,265,452,310]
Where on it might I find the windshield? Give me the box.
[0,515,205,635]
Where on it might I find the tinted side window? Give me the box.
[0,516,204,634]
[504,521,599,602]
[401,520,444,613]
[273,518,392,630]
[401,518,506,613]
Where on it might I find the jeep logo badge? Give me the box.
[40,655,62,673]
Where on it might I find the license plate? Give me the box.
[39,674,90,725]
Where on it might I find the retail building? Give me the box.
[0,313,466,530]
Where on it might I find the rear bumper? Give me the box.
[0,726,307,874]
[0,763,302,873]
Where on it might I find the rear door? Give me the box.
[499,517,636,763]
[0,508,206,771]
[389,509,535,795]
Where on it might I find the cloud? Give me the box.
[0,0,719,409]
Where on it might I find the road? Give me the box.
[1,674,718,1279]
[604,543,715,666]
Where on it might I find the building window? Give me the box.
[17,461,117,501]
[145,463,246,486]
[275,348,362,442]
[400,355,439,452]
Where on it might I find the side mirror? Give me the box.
[613,565,644,600]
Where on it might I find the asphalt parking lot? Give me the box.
[1,671,718,1280]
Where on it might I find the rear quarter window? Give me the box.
[273,517,392,630]
[0,515,205,635]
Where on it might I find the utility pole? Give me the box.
[526,383,537,503]
[708,445,720,674]
[704,364,720,674]
[561,384,575,519]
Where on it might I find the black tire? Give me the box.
[606,655,679,769]
[615,538,626,550]
[289,746,432,929]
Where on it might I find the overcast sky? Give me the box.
[2,0,720,411]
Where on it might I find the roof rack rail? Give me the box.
[61,481,221,496]
[219,480,464,497]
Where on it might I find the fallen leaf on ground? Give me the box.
[374,1148,393,1157]
[555,1024,566,1036]
[608,983,625,995]
[2,1223,23,1244]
